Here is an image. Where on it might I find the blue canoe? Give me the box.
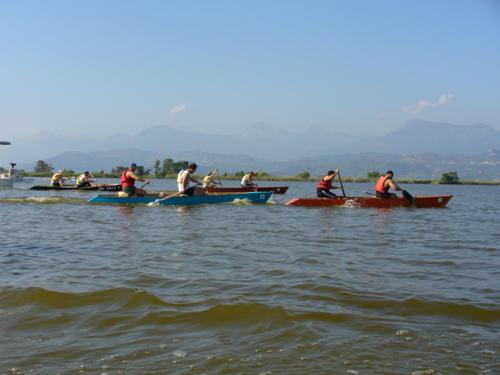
[88,191,272,206]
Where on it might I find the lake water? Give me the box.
[1,178,499,374]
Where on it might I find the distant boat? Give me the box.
[4,163,25,182]
[0,142,14,187]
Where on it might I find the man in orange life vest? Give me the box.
[317,169,339,198]
[374,170,403,198]
[121,163,148,197]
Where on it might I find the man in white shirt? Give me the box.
[202,170,220,188]
[177,163,202,196]
[241,171,257,188]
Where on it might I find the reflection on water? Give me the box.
[117,205,136,217]
[0,179,499,374]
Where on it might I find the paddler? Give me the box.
[202,170,219,188]
[316,169,339,198]
[8,163,16,177]
[50,169,66,187]
[76,171,94,188]
[121,163,148,197]
[241,171,257,188]
[177,163,203,196]
[375,170,403,198]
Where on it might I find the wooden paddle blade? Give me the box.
[402,190,414,202]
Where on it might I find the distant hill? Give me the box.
[271,150,500,179]
[41,150,265,175]
[3,119,500,178]
[33,149,500,180]
[4,120,500,165]
[374,120,500,154]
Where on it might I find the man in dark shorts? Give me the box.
[316,169,339,198]
[76,171,94,188]
[177,163,202,196]
[375,171,400,198]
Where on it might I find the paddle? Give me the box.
[216,168,222,186]
[337,170,346,198]
[252,169,262,191]
[147,191,183,206]
[366,189,414,202]
[401,189,415,202]
[148,183,200,205]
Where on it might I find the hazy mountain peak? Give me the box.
[241,122,294,140]
[4,119,500,166]
[404,119,498,133]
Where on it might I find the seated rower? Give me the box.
[202,170,219,188]
[121,163,148,197]
[375,170,402,198]
[177,163,203,196]
[317,169,339,198]
[51,170,66,187]
[241,171,257,188]
[76,171,94,188]
[8,163,16,178]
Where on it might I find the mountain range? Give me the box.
[2,119,500,179]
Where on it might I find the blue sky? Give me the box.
[1,0,499,140]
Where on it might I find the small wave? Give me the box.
[0,287,178,310]
[389,297,500,322]
[231,198,253,205]
[0,287,351,328]
[138,302,353,327]
[2,287,498,329]
[0,197,85,205]
[343,199,360,208]
[309,285,500,323]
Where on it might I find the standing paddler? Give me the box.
[121,163,148,197]
[316,169,340,198]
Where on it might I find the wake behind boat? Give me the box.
[89,191,272,206]
[285,195,453,208]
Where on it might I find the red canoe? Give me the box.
[205,186,289,194]
[285,195,453,208]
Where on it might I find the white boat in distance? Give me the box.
[0,142,14,188]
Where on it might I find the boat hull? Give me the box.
[285,195,453,208]
[31,184,122,192]
[204,186,289,194]
[89,191,272,206]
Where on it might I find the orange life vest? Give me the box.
[121,169,135,188]
[375,176,390,193]
[317,176,332,190]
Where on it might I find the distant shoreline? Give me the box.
[24,172,500,185]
